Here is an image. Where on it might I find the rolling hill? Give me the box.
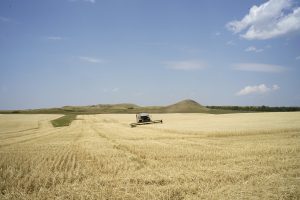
[57,99,211,114]
[0,99,239,114]
[0,99,253,115]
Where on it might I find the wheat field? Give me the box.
[0,112,299,199]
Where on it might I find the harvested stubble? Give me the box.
[0,112,299,199]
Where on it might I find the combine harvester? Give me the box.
[130,113,163,128]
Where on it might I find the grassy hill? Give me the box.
[163,99,209,113]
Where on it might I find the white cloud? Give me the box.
[226,0,300,40]
[79,56,103,64]
[245,46,264,53]
[234,63,285,73]
[164,60,206,70]
[272,84,280,90]
[296,56,300,60]
[236,84,280,96]
[46,36,64,41]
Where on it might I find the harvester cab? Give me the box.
[136,113,151,123]
[130,113,163,127]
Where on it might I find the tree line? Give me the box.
[206,106,300,112]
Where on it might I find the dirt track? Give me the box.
[0,113,299,199]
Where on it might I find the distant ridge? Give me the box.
[0,99,240,114]
[61,99,208,113]
[63,103,139,110]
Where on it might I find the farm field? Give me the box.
[0,113,299,199]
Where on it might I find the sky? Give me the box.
[0,0,300,109]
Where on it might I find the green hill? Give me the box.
[163,99,210,113]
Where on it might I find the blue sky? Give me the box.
[0,0,300,109]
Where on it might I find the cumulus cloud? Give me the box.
[236,84,280,96]
[226,0,300,40]
[164,60,206,70]
[245,46,264,53]
[79,56,103,64]
[234,63,285,73]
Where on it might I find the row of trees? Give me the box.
[207,106,300,112]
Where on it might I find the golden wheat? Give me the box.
[0,113,299,199]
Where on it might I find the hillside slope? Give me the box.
[163,99,210,113]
